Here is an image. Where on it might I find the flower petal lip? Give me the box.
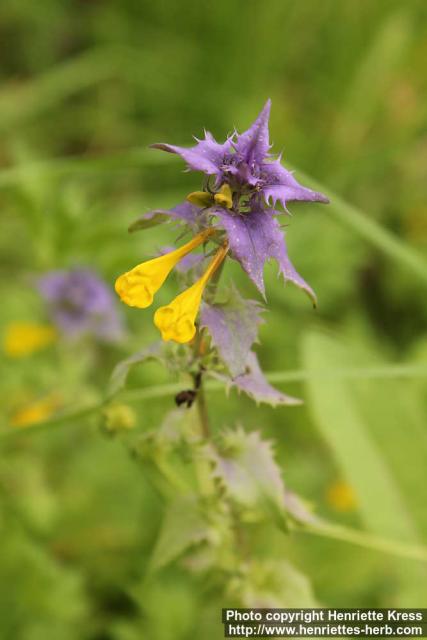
[115,230,213,309]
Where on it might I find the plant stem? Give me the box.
[3,362,427,442]
[299,520,427,563]
[195,373,210,438]
[192,374,215,497]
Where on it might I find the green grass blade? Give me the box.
[302,330,418,540]
[0,47,136,133]
[302,329,427,603]
[2,362,427,441]
[291,165,427,287]
[301,520,427,563]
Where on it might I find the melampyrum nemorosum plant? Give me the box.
[108,100,329,606]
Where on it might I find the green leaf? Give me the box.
[149,495,211,572]
[284,489,316,525]
[302,519,427,563]
[128,212,170,233]
[302,331,418,537]
[228,559,317,607]
[302,329,427,603]
[212,428,288,529]
[108,342,164,396]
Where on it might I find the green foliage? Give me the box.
[211,428,289,530]
[1,0,427,636]
[302,329,427,604]
[227,560,318,608]
[109,342,166,396]
[149,495,212,572]
[0,515,87,639]
[128,212,171,233]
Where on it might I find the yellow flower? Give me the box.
[3,322,56,358]
[115,229,213,309]
[154,243,228,343]
[213,183,233,209]
[186,191,214,208]
[11,394,60,428]
[325,480,358,512]
[186,184,233,210]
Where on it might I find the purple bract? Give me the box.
[152,100,328,211]
[149,100,328,302]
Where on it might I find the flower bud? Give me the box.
[101,403,136,435]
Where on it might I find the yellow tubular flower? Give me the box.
[3,322,56,358]
[186,184,233,210]
[214,183,233,209]
[115,229,213,309]
[186,191,214,208]
[154,243,229,344]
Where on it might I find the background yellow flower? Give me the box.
[3,322,56,358]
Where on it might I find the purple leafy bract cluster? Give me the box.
[151,99,328,304]
[123,101,329,406]
[38,269,123,342]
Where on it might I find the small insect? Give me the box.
[175,389,197,408]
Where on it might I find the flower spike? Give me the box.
[115,229,213,309]
[154,243,229,344]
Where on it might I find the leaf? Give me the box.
[128,211,170,233]
[227,559,318,607]
[200,287,265,377]
[302,329,427,603]
[302,331,417,538]
[284,489,316,525]
[149,495,211,572]
[303,519,427,563]
[108,342,164,396]
[211,428,288,529]
[222,351,302,407]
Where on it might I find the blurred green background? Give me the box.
[1,0,427,637]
